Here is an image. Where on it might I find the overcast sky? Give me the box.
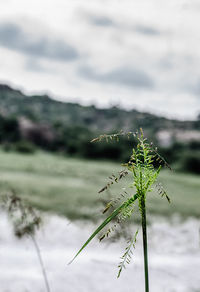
[0,0,200,120]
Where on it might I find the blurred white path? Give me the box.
[0,212,200,292]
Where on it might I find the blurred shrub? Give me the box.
[2,142,13,152]
[188,141,200,151]
[14,140,36,154]
[0,115,20,143]
[178,151,200,174]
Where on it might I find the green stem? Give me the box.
[141,195,149,292]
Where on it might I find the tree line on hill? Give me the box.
[0,113,199,174]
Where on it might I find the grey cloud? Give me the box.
[191,83,200,96]
[88,14,160,36]
[181,79,200,96]
[134,25,160,36]
[85,10,161,37]
[25,58,49,73]
[87,15,114,27]
[0,22,79,61]
[80,66,154,88]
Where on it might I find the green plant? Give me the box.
[70,129,171,292]
[1,191,51,292]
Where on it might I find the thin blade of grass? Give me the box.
[68,194,138,264]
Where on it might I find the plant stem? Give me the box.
[141,195,149,292]
[30,235,51,292]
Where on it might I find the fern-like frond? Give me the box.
[155,182,171,203]
[91,130,138,143]
[102,191,130,214]
[117,200,135,222]
[149,143,172,171]
[98,170,129,194]
[99,222,118,241]
[117,229,139,278]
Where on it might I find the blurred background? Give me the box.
[0,1,200,292]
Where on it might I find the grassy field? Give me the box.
[0,149,199,221]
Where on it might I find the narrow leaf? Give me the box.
[68,194,138,264]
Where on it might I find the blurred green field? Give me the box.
[0,149,199,221]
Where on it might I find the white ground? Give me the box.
[0,212,200,292]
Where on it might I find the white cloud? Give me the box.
[0,0,200,120]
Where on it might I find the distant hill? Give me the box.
[0,84,199,136]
